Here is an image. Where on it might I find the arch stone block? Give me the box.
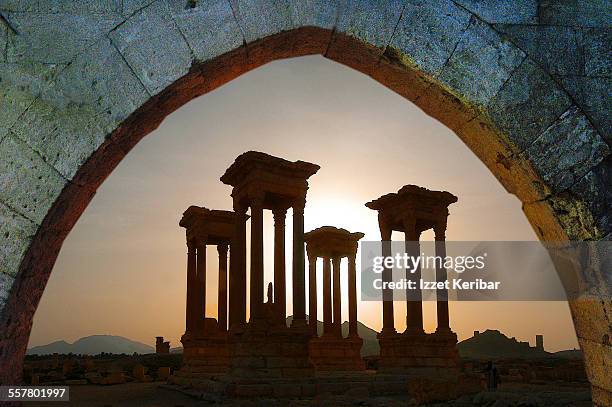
[0,134,67,224]
[487,59,572,152]
[167,0,244,62]
[388,0,471,76]
[0,202,37,275]
[438,18,525,107]
[109,0,193,95]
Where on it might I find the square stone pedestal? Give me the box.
[229,319,314,380]
[170,318,230,387]
[309,335,365,371]
[378,330,459,377]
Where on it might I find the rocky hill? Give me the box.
[458,330,551,359]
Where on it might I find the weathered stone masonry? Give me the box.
[0,0,610,404]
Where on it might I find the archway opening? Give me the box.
[25,54,586,403]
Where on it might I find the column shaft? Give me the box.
[229,207,247,328]
[196,243,207,331]
[186,242,197,334]
[218,244,229,331]
[322,257,332,336]
[435,224,450,332]
[348,253,358,337]
[250,199,265,320]
[380,222,395,335]
[405,226,423,333]
[292,202,306,323]
[273,209,286,323]
[308,254,318,336]
[332,257,342,337]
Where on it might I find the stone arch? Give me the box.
[0,1,609,403]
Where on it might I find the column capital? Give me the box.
[293,197,306,212]
[249,190,266,207]
[196,239,207,250]
[379,221,392,241]
[434,217,448,240]
[402,215,420,241]
[272,207,287,222]
[233,202,248,215]
[217,243,229,256]
[187,239,196,252]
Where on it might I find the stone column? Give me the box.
[380,220,396,335]
[332,257,342,337]
[196,242,207,331]
[250,194,265,321]
[292,199,307,324]
[434,218,450,332]
[230,205,247,328]
[308,251,318,336]
[323,257,332,336]
[404,218,424,333]
[186,240,197,335]
[348,252,358,337]
[273,208,287,323]
[218,244,229,331]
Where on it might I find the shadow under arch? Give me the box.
[0,27,593,389]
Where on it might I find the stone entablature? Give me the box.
[220,151,321,209]
[365,185,457,237]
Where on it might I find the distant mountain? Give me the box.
[27,335,154,356]
[458,330,550,359]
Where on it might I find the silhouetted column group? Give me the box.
[220,152,320,329]
[377,214,451,335]
[231,195,306,325]
[304,226,363,339]
[308,254,359,338]
[365,185,458,337]
[184,237,232,336]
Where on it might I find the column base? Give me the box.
[377,328,398,339]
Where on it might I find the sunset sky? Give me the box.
[29,55,578,352]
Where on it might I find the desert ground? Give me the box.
[22,381,590,407]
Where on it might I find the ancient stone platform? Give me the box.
[378,331,460,377]
[309,335,365,371]
[229,318,314,381]
[175,317,230,384]
[167,370,482,402]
